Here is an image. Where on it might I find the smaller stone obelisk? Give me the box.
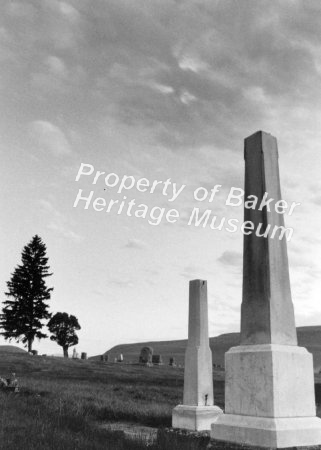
[172,280,222,431]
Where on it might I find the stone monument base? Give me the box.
[211,344,321,448]
[211,415,321,448]
[172,404,222,431]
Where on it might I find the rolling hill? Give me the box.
[0,346,62,357]
[0,345,26,353]
[94,326,321,371]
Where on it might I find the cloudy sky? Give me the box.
[1,0,321,356]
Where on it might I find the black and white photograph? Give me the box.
[1,1,321,449]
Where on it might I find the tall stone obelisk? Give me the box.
[211,131,321,448]
[172,280,222,431]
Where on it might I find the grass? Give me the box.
[0,352,224,449]
[0,352,319,449]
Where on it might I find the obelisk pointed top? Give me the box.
[190,279,206,285]
[246,130,272,139]
[244,130,278,160]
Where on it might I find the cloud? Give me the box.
[39,199,83,242]
[5,1,36,19]
[39,199,59,214]
[218,251,242,267]
[145,268,159,276]
[2,0,321,157]
[90,1,320,151]
[178,55,209,73]
[92,289,104,297]
[125,238,147,249]
[45,55,67,78]
[30,121,72,156]
[29,55,69,94]
[47,222,83,242]
[110,279,134,288]
[151,83,174,94]
[58,2,81,23]
[311,196,321,206]
[289,246,319,271]
[181,264,207,279]
[180,91,197,105]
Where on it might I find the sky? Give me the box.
[1,0,321,357]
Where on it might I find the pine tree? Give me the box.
[48,312,81,358]
[1,235,53,352]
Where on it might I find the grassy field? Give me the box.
[0,352,225,449]
[0,351,320,450]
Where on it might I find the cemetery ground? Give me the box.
[1,351,321,450]
[0,350,225,450]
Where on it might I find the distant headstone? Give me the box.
[139,346,153,366]
[117,353,123,362]
[152,354,163,365]
[0,377,7,387]
[169,357,176,367]
[72,348,79,359]
[1,373,19,392]
[81,352,87,360]
[9,373,18,387]
[31,350,38,356]
[100,354,108,362]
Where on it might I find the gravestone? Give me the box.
[211,131,321,448]
[81,352,87,360]
[169,357,176,367]
[139,346,153,366]
[172,279,222,431]
[152,354,163,365]
[0,373,19,392]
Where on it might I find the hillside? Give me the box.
[96,326,321,370]
[0,345,26,353]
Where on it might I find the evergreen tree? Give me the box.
[1,235,53,352]
[48,312,81,358]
